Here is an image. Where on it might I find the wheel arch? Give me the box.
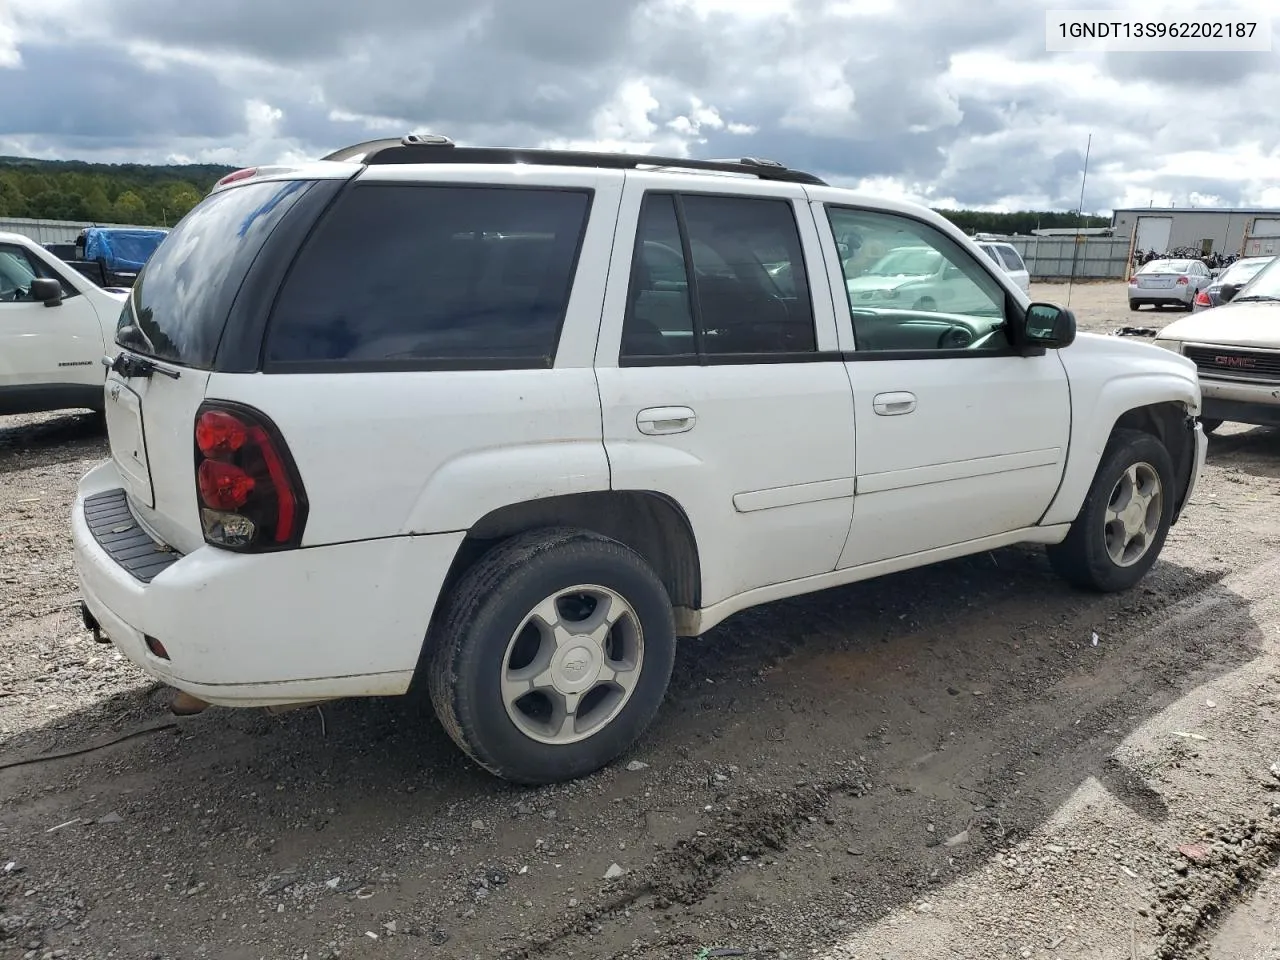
[424,489,701,640]
[1041,370,1200,527]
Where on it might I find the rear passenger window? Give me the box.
[621,192,816,362]
[265,185,592,368]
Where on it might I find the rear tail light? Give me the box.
[1176,276,1189,285]
[1194,290,1211,307]
[193,402,308,551]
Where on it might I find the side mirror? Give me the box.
[1024,302,1076,350]
[1219,282,1240,303]
[30,278,63,307]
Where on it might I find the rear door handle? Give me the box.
[637,406,696,435]
[872,391,916,416]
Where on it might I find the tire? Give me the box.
[427,527,677,785]
[914,296,937,311]
[1128,300,1140,311]
[1199,418,1223,435]
[1047,429,1176,593]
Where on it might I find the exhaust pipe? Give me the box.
[170,690,210,716]
[80,602,109,644]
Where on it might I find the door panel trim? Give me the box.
[732,476,857,513]
[856,446,1062,495]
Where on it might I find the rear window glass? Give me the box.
[119,179,313,367]
[264,184,592,368]
[1139,259,1190,273]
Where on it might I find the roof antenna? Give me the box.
[1065,132,1092,309]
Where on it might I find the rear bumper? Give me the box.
[71,460,465,707]
[1129,286,1193,305]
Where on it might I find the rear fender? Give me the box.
[401,441,611,534]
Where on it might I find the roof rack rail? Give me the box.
[321,136,827,186]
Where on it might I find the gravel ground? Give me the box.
[1,280,1278,960]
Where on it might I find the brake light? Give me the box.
[215,167,258,188]
[193,403,308,551]
[198,460,255,510]
[1194,290,1211,307]
[1176,276,1189,285]
[196,410,247,459]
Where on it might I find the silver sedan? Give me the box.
[1128,258,1212,312]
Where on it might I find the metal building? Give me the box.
[0,216,154,244]
[1111,207,1280,257]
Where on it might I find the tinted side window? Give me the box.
[998,246,1026,272]
[621,194,696,358]
[682,195,815,355]
[266,185,592,368]
[620,193,816,361]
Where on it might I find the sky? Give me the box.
[2,0,1278,213]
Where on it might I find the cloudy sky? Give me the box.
[3,0,1277,212]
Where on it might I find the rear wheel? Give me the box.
[1047,429,1176,592]
[427,528,677,785]
[1128,300,1140,311]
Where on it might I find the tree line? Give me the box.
[0,155,1114,234]
[0,156,231,227]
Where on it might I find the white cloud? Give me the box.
[3,0,1279,212]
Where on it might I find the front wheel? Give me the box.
[427,528,677,785]
[1199,418,1223,435]
[1047,429,1176,592]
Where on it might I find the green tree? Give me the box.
[111,190,149,224]
[84,184,112,221]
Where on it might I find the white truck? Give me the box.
[72,138,1208,785]
[0,231,128,417]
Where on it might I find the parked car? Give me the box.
[975,238,1032,294]
[844,244,1002,315]
[1128,258,1212,311]
[1153,255,1280,433]
[1192,255,1275,312]
[72,138,1206,785]
[0,231,129,416]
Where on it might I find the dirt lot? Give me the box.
[2,281,1278,960]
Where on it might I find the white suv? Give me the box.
[974,238,1032,294]
[72,137,1207,784]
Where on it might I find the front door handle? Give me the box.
[872,391,916,416]
[637,406,696,435]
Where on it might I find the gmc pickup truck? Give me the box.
[1,230,128,417]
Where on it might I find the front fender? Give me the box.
[1041,367,1200,526]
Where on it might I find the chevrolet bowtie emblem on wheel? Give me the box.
[562,651,591,678]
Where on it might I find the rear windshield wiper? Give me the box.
[102,346,180,380]
[1231,295,1280,303]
